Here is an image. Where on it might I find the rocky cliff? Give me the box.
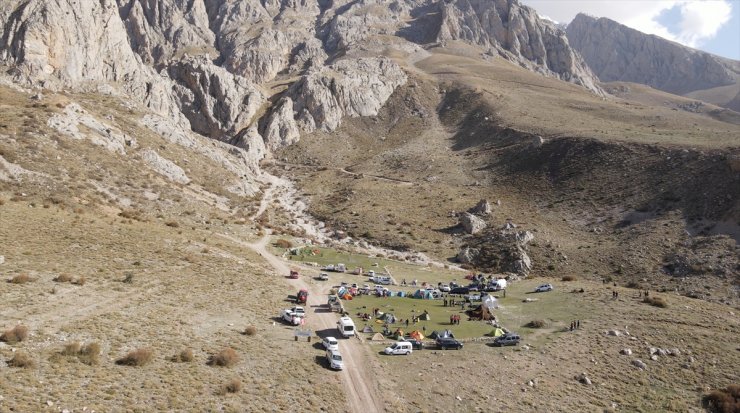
[0,0,603,161]
[566,13,740,98]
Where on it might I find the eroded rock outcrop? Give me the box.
[566,13,738,96]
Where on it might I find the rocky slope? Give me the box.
[566,13,740,110]
[0,0,601,163]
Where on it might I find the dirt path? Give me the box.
[243,233,385,413]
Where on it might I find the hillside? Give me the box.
[0,0,738,412]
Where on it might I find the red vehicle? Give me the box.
[288,270,299,279]
[296,289,308,304]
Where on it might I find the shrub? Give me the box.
[274,239,293,249]
[643,296,668,308]
[526,319,547,328]
[165,220,179,228]
[208,348,239,367]
[702,384,740,413]
[116,348,153,366]
[72,276,86,286]
[1,325,29,343]
[8,351,35,368]
[562,275,577,281]
[244,326,257,336]
[79,342,101,365]
[170,348,194,363]
[54,273,74,283]
[9,274,32,284]
[62,341,82,356]
[218,378,242,395]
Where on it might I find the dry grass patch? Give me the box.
[561,275,577,281]
[643,296,668,308]
[170,348,194,363]
[526,319,547,328]
[60,341,100,365]
[217,378,242,395]
[274,239,293,248]
[243,326,257,336]
[9,273,33,284]
[702,384,740,413]
[7,351,35,368]
[72,276,86,286]
[116,347,153,366]
[53,273,74,283]
[1,325,29,343]
[207,348,239,367]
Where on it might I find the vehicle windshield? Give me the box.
[343,326,353,332]
[332,354,342,361]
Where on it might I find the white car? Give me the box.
[384,341,413,355]
[439,284,451,292]
[280,306,306,325]
[326,349,343,370]
[318,272,329,281]
[322,336,339,351]
[535,284,554,293]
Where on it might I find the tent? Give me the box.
[393,329,404,339]
[418,312,431,321]
[362,325,374,333]
[429,330,454,339]
[409,330,425,340]
[488,327,505,337]
[342,294,353,300]
[397,291,406,298]
[371,333,385,341]
[483,295,499,310]
[467,304,495,321]
[412,290,433,299]
[337,287,348,297]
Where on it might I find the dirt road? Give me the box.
[244,234,385,413]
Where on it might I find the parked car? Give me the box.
[326,349,343,370]
[465,293,481,302]
[322,336,339,351]
[467,285,480,292]
[535,284,554,293]
[400,338,424,350]
[318,272,329,281]
[436,337,463,350]
[384,341,413,355]
[493,333,521,347]
[449,287,470,295]
[288,270,299,279]
[439,284,451,293]
[483,285,500,292]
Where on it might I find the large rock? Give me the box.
[460,212,487,234]
[470,199,492,215]
[566,13,738,100]
[436,0,602,94]
[456,246,480,264]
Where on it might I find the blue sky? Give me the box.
[522,0,740,60]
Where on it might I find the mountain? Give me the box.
[566,13,740,111]
[0,0,600,155]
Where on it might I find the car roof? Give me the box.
[324,336,337,341]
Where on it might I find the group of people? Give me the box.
[569,320,581,331]
[449,314,461,325]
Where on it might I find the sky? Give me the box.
[521,0,740,60]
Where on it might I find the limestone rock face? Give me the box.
[436,0,602,93]
[566,13,738,96]
[460,212,487,234]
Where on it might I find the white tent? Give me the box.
[483,294,499,310]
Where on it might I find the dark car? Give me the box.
[449,287,470,295]
[436,337,463,350]
[401,338,424,350]
[493,333,521,347]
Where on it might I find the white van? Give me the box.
[384,341,413,355]
[372,275,392,285]
[337,316,355,338]
[326,349,344,370]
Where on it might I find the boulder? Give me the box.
[460,213,486,234]
[470,199,492,215]
[576,373,591,385]
[620,348,632,356]
[456,246,480,264]
[632,359,647,369]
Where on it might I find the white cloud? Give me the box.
[521,0,734,48]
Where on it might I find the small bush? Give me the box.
[526,319,547,328]
[702,384,740,413]
[72,276,86,286]
[54,273,74,283]
[116,347,153,366]
[171,348,194,363]
[562,275,577,281]
[218,378,242,395]
[8,351,35,368]
[643,296,668,308]
[243,326,257,336]
[1,325,29,343]
[165,220,179,228]
[79,342,101,365]
[208,348,239,367]
[274,239,293,249]
[9,274,32,284]
[62,341,82,356]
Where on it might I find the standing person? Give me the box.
[570,321,574,331]
[577,320,580,329]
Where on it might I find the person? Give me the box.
[569,322,573,331]
[450,315,454,325]
[577,320,580,329]
[405,319,409,327]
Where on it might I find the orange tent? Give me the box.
[409,330,425,340]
